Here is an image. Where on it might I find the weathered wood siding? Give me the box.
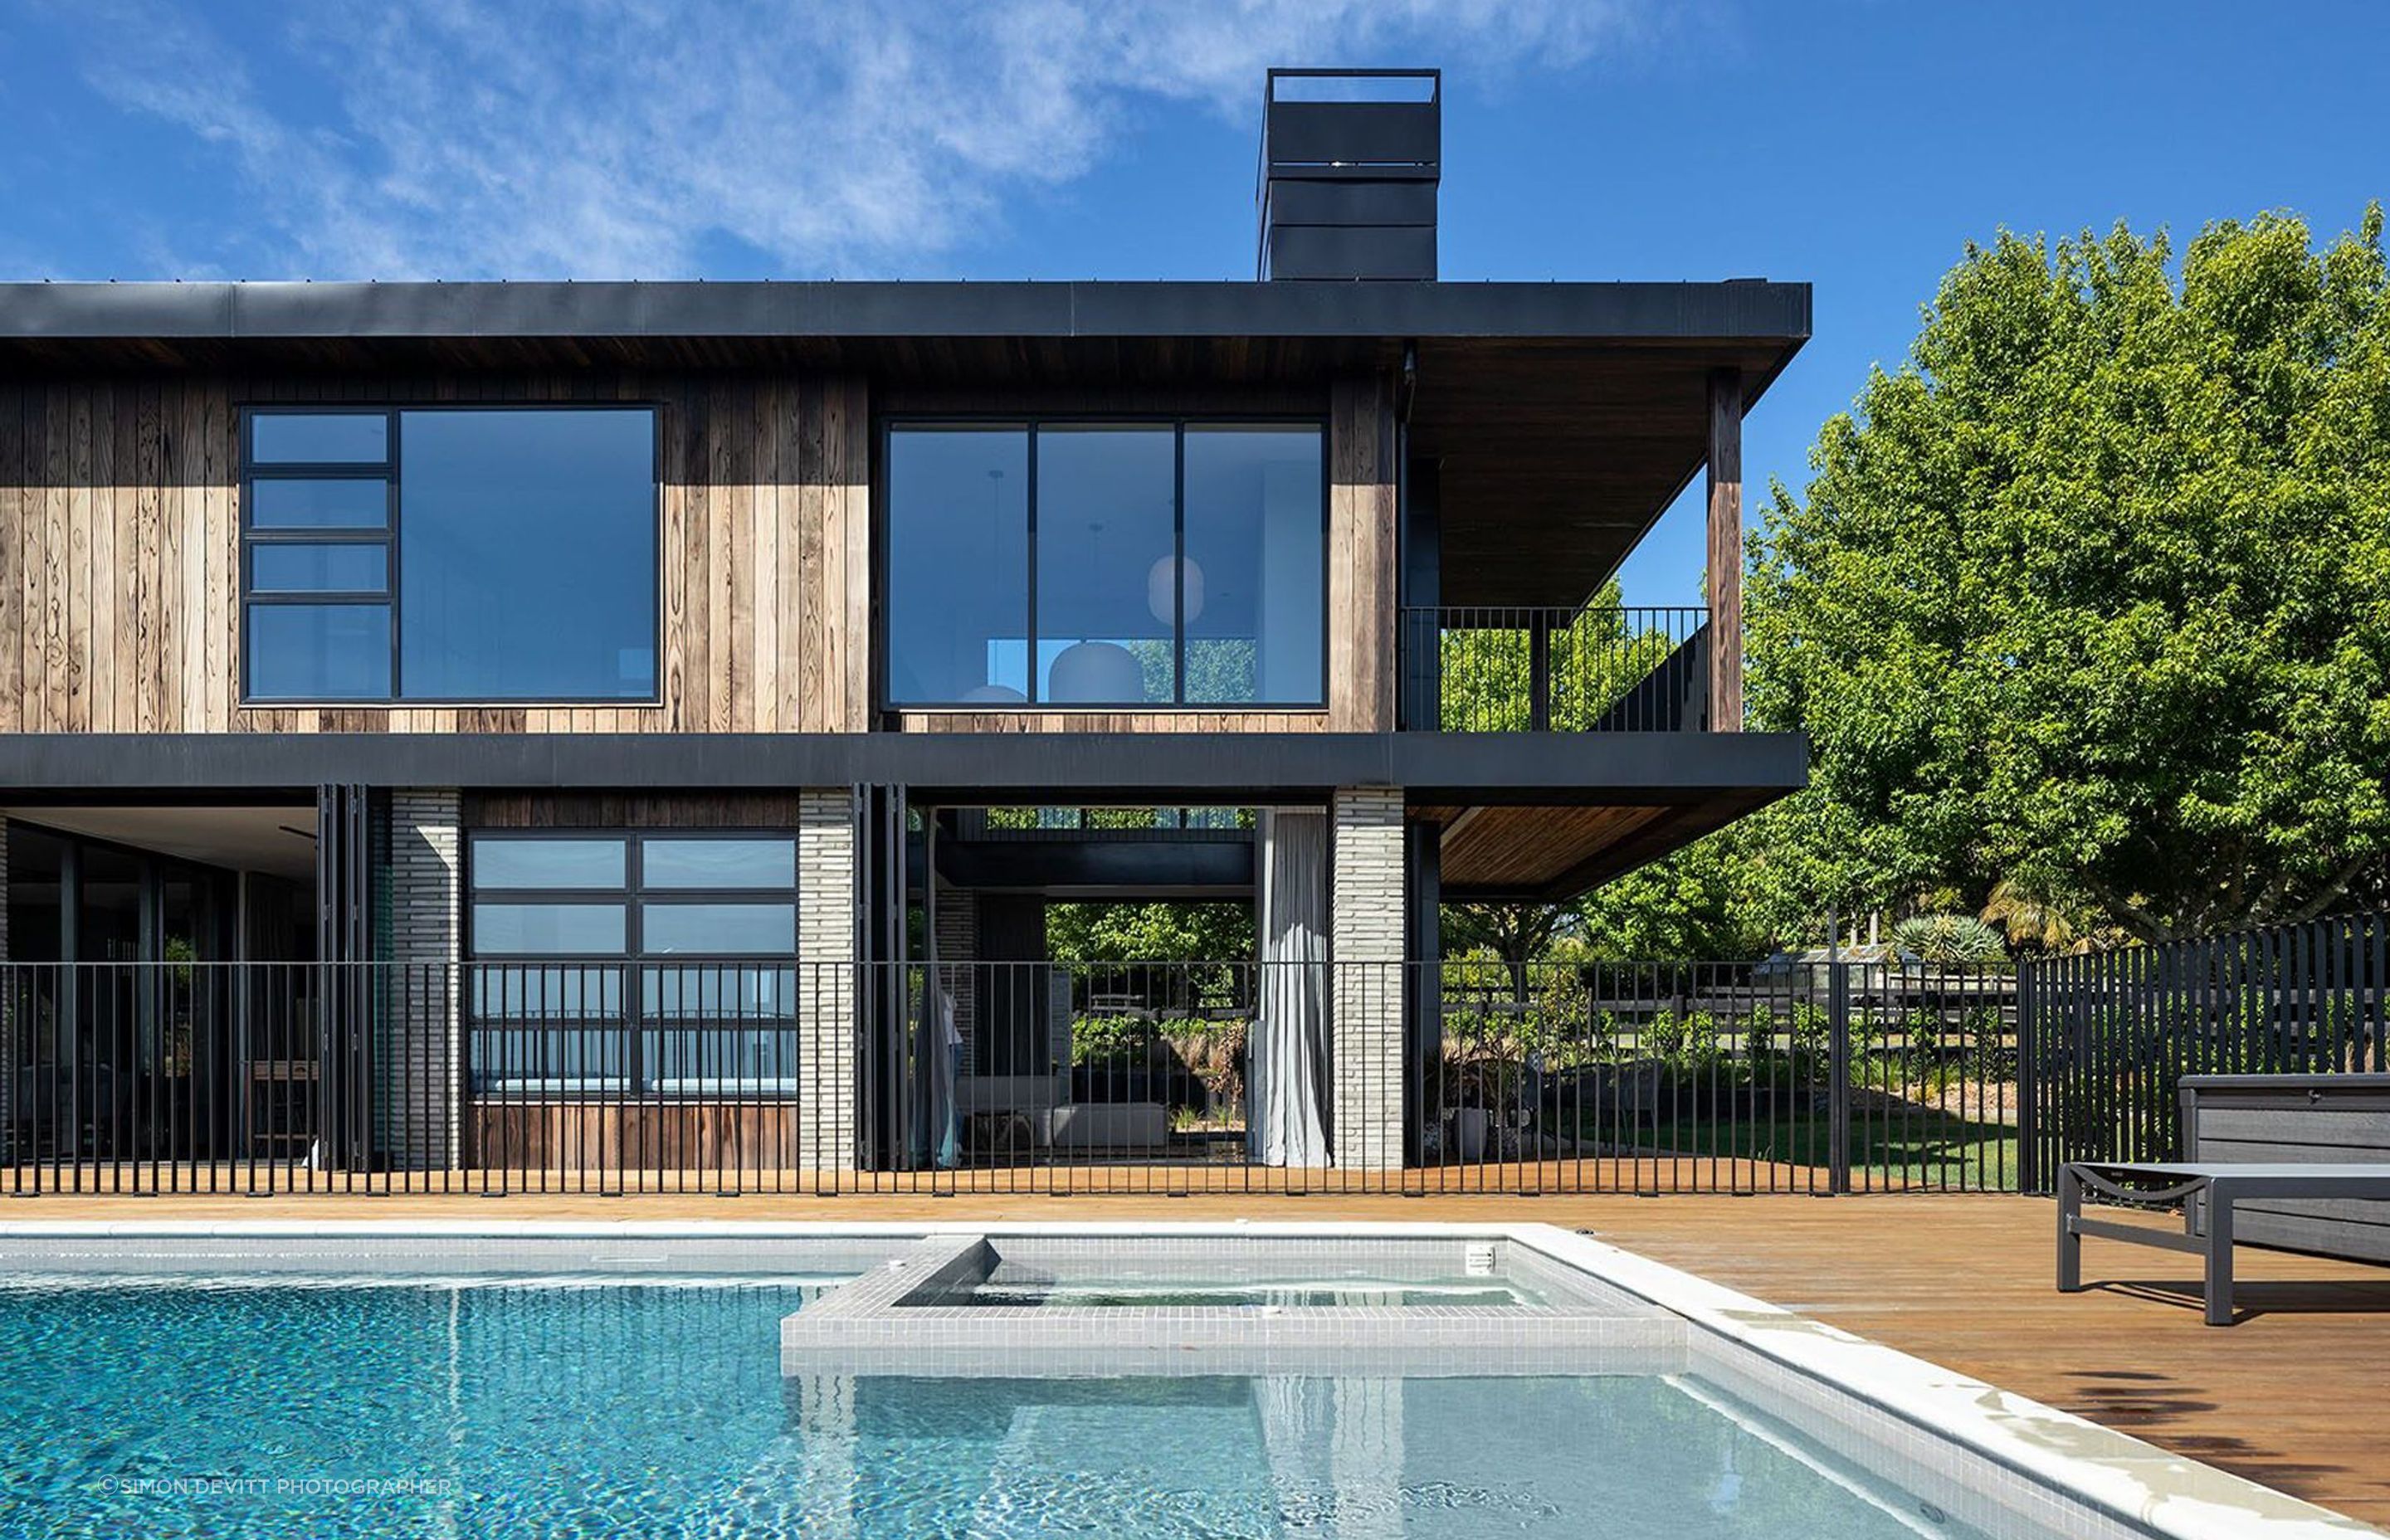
[1329,372,1397,733]
[1,368,1392,738]
[469,1102,797,1176]
[464,792,805,829]
[0,373,870,733]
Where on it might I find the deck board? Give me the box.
[4,1191,2386,1528]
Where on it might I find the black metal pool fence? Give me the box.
[0,913,2378,1197]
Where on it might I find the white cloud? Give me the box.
[62,0,1671,279]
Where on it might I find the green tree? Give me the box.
[1568,829,1764,959]
[1436,580,1678,730]
[1046,901,1254,964]
[1751,208,2390,942]
[1441,902,1573,997]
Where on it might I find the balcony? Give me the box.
[1398,605,1712,732]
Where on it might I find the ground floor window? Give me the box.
[466,831,799,1098]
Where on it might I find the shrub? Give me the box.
[1892,914,2010,966]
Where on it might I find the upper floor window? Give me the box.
[241,407,659,702]
[883,422,1324,707]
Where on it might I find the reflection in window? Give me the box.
[471,903,628,955]
[1036,426,1176,704]
[471,837,627,890]
[465,831,800,1097]
[250,412,388,465]
[1183,426,1325,704]
[246,604,391,700]
[248,544,388,594]
[642,903,796,955]
[883,422,1325,707]
[248,480,388,529]
[883,428,1030,704]
[242,407,656,702]
[641,838,797,889]
[398,409,656,701]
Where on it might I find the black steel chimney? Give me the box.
[1256,68,1441,281]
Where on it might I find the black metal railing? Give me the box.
[22,922,2386,1201]
[0,955,2026,1197]
[2018,912,2390,1191]
[1399,606,1710,732]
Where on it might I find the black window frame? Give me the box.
[875,415,1332,711]
[463,827,802,1101]
[239,404,666,706]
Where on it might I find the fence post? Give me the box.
[1827,961,1852,1195]
[2017,959,2040,1195]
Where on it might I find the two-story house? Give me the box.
[0,72,1807,1194]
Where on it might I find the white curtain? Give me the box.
[1251,809,1332,1167]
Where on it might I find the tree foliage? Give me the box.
[1751,208,2390,942]
[1434,580,1676,730]
[1046,901,1254,965]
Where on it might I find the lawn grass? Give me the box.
[1593,1105,2023,1190]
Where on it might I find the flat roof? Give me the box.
[0,278,1810,608]
[0,278,1807,344]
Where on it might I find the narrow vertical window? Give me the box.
[883,428,1031,704]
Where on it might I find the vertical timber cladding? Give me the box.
[0,373,871,733]
[1329,372,1399,733]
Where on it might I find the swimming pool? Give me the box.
[2,1276,1965,1538]
[0,1223,2368,1539]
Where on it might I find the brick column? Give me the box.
[385,790,462,1170]
[797,789,857,1178]
[1331,787,1404,1170]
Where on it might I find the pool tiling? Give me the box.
[782,1233,1684,1377]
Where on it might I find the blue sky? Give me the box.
[2,1,2383,604]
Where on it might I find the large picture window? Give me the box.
[241,407,658,703]
[466,831,798,1098]
[883,421,1324,707]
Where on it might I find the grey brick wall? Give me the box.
[1331,787,1404,1170]
[797,788,857,1176]
[384,790,461,1169]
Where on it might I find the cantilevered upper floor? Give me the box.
[0,275,1805,744]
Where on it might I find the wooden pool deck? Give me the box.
[8,1189,2388,1528]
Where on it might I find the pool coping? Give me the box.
[0,1217,2373,1540]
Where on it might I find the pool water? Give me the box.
[0,1278,1988,1538]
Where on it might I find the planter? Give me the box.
[1450,1106,1490,1162]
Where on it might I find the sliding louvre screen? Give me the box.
[315,784,377,1187]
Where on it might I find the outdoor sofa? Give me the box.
[2056,1073,2390,1325]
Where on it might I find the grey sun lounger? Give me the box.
[2057,1161,2390,1325]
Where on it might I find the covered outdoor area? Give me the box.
[1,799,325,1176]
[906,804,1300,1177]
